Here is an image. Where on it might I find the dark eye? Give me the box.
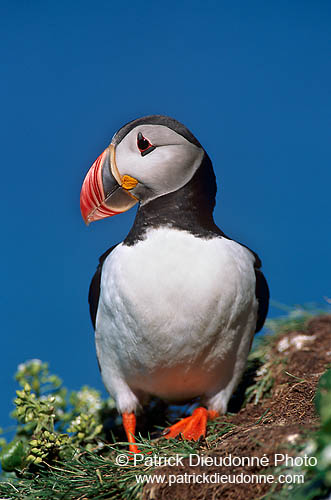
[137,132,156,156]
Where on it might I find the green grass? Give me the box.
[0,420,238,500]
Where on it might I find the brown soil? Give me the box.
[142,315,331,500]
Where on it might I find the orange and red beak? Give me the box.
[80,144,138,225]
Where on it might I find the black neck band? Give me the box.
[123,153,225,246]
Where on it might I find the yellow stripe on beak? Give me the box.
[109,143,139,193]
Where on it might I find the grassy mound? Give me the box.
[1,312,330,499]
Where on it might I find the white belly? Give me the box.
[95,227,258,410]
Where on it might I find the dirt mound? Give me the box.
[143,315,331,500]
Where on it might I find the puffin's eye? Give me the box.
[137,132,156,157]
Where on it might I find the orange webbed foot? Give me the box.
[162,407,219,441]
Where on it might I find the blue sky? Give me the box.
[1,1,330,432]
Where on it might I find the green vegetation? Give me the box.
[0,360,236,499]
[0,359,114,473]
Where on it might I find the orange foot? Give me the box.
[122,412,141,454]
[122,412,154,455]
[162,407,219,441]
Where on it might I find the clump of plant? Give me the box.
[0,359,115,472]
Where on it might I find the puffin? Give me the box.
[80,115,269,453]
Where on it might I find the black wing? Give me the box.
[88,244,117,329]
[254,267,269,333]
[221,233,269,334]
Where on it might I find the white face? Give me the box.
[114,124,204,205]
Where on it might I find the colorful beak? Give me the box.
[80,145,138,225]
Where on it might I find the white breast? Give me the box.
[95,227,258,412]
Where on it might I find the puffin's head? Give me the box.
[80,115,205,224]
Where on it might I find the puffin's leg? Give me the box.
[122,412,140,453]
[162,407,219,441]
